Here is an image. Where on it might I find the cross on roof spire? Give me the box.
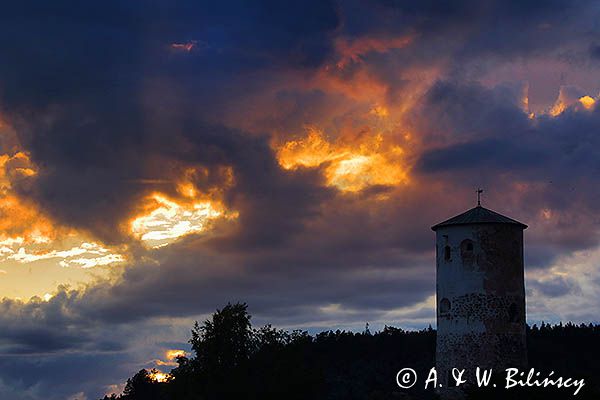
[477,188,483,206]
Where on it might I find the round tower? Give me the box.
[432,203,527,390]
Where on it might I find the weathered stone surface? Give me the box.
[433,219,527,395]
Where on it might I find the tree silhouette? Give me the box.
[191,302,253,372]
[101,303,600,400]
[120,369,163,400]
[189,302,253,399]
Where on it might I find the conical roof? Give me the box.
[431,205,527,231]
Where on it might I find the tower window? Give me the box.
[460,239,474,253]
[460,239,474,262]
[444,245,451,261]
[440,298,451,314]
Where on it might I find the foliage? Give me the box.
[101,304,600,400]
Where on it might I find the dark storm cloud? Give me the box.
[1,0,599,244]
[329,0,598,94]
[0,0,340,244]
[0,293,195,398]
[70,227,434,326]
[0,291,125,355]
[414,81,600,195]
[343,0,580,44]
[0,183,444,356]
[413,81,532,142]
[14,111,331,245]
[414,80,600,263]
[418,138,545,171]
[529,275,581,298]
[0,352,130,400]
[0,0,339,105]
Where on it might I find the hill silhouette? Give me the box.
[101,303,600,400]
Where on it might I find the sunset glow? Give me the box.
[131,194,234,248]
[154,349,188,366]
[579,95,596,109]
[149,371,170,383]
[370,105,389,118]
[276,128,409,192]
[0,152,56,242]
[1,236,125,268]
[549,100,567,117]
[0,149,126,270]
[165,349,186,360]
[549,92,596,116]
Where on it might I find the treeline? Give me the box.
[101,303,600,400]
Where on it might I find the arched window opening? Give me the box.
[460,239,475,264]
[440,298,451,314]
[460,239,474,253]
[444,245,451,262]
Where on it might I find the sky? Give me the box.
[1,0,600,398]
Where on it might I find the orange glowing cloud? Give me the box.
[130,193,237,248]
[313,65,391,105]
[165,349,186,360]
[578,95,595,109]
[149,370,171,383]
[307,47,439,117]
[0,152,57,242]
[549,100,567,117]
[548,87,596,116]
[0,195,55,242]
[131,194,221,247]
[275,127,409,192]
[154,349,188,366]
[550,95,596,116]
[0,139,126,271]
[307,35,424,118]
[129,165,238,247]
[370,105,389,118]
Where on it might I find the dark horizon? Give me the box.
[100,303,600,400]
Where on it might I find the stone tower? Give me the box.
[432,203,527,390]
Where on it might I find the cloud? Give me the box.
[529,275,581,298]
[414,80,600,262]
